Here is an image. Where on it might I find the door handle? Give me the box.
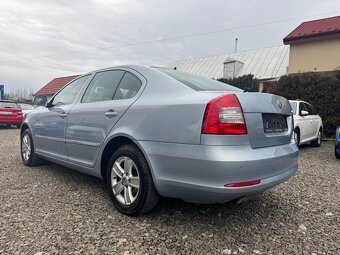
[105,110,118,118]
[59,112,67,119]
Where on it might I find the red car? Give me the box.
[0,100,23,128]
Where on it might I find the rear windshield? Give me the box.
[289,102,297,114]
[156,68,241,91]
[19,104,34,110]
[0,102,18,108]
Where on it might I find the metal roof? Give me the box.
[168,45,289,80]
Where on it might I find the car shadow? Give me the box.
[0,125,20,129]
[28,160,298,229]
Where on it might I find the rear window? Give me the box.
[0,102,18,108]
[156,68,241,91]
[19,104,34,110]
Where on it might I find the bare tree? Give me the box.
[5,88,34,103]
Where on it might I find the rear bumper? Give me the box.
[139,141,298,203]
[0,117,23,125]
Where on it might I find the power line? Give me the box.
[1,10,340,64]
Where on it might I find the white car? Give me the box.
[18,103,34,117]
[289,100,323,146]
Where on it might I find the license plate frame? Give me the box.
[262,113,288,133]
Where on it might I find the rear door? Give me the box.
[66,69,144,167]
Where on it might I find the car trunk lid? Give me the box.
[235,92,293,148]
[200,91,293,149]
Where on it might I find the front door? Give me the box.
[34,75,90,160]
[65,69,144,168]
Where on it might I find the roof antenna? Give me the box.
[174,67,177,70]
[234,38,238,53]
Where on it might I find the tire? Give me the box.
[21,129,44,166]
[16,124,21,129]
[311,129,322,147]
[294,128,300,146]
[335,148,340,159]
[106,144,159,216]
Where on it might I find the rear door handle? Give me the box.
[105,110,118,118]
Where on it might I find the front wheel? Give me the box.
[21,129,44,166]
[294,128,300,146]
[107,144,159,216]
[311,129,322,147]
[335,146,340,159]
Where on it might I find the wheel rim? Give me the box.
[294,131,298,144]
[111,156,140,206]
[22,134,31,161]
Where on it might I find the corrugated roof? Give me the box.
[284,16,340,44]
[168,45,289,80]
[35,75,80,96]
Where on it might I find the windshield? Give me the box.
[290,102,297,115]
[0,102,18,108]
[19,104,34,110]
[156,68,241,92]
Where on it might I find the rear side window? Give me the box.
[82,70,125,103]
[156,68,241,91]
[113,72,142,100]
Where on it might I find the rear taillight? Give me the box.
[202,94,247,135]
[18,111,22,115]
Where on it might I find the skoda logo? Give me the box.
[277,100,283,109]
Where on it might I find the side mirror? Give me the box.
[300,110,309,116]
[45,100,53,108]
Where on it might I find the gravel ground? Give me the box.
[0,127,339,255]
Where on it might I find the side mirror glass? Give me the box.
[300,110,309,116]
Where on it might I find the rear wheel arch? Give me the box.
[100,136,156,186]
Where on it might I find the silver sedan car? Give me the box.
[21,65,298,215]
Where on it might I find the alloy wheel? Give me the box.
[22,134,31,161]
[317,130,321,144]
[111,156,140,205]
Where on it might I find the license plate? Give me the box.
[0,111,12,115]
[262,114,288,133]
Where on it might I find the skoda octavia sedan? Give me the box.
[20,65,298,215]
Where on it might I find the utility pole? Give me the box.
[234,38,238,53]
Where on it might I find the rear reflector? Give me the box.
[202,94,247,135]
[224,180,261,188]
